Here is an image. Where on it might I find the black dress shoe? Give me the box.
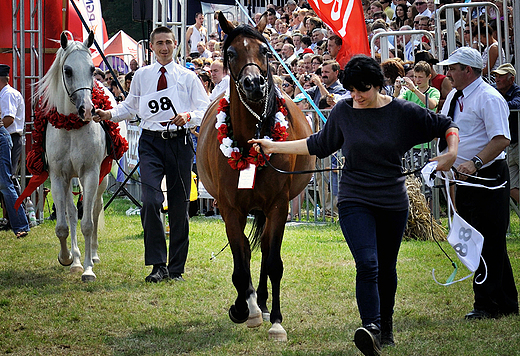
[465,309,497,320]
[170,273,185,282]
[354,323,382,356]
[145,265,170,283]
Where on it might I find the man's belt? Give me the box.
[142,128,187,139]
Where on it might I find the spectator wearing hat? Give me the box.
[0,64,30,238]
[492,63,520,203]
[439,47,518,320]
[415,50,452,111]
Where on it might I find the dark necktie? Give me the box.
[157,67,167,91]
[439,90,463,151]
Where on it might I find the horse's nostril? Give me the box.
[259,77,265,85]
[243,77,252,89]
[78,107,85,117]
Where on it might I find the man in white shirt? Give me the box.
[196,41,212,59]
[186,12,207,59]
[0,64,30,237]
[439,47,518,320]
[209,59,229,102]
[292,32,304,56]
[414,0,431,17]
[281,43,298,66]
[0,66,25,175]
[95,26,210,283]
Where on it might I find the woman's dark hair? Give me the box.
[283,75,295,86]
[395,4,408,28]
[342,55,385,92]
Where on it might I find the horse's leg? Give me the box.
[263,204,289,341]
[222,209,257,325]
[67,186,83,274]
[78,172,98,282]
[91,177,107,264]
[257,243,270,321]
[52,177,73,267]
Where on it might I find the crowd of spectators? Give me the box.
[92,0,517,218]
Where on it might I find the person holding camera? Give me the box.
[300,59,346,109]
[394,60,440,111]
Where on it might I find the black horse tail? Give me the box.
[248,210,266,251]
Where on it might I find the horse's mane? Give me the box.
[223,24,278,131]
[35,40,90,114]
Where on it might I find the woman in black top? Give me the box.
[250,55,458,356]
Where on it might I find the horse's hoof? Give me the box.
[70,266,84,274]
[246,312,263,328]
[268,323,287,342]
[262,312,270,321]
[229,305,249,324]
[58,254,73,267]
[81,273,96,282]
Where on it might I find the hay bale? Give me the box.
[404,176,447,241]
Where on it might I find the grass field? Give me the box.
[0,194,519,355]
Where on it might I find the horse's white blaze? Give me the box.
[246,292,263,328]
[268,322,287,342]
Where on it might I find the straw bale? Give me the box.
[404,176,447,241]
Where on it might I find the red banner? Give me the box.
[309,0,370,68]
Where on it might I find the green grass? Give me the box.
[0,193,519,355]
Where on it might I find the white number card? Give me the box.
[238,164,256,189]
[139,87,177,124]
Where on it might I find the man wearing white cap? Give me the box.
[439,47,518,319]
[491,63,520,203]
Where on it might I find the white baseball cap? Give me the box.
[438,47,483,69]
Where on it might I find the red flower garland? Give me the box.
[216,96,289,170]
[27,83,128,176]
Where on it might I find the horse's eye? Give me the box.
[261,46,269,56]
[90,66,95,75]
[227,47,236,61]
[64,66,73,78]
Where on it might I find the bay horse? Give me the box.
[197,12,315,341]
[28,32,119,281]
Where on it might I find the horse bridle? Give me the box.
[228,58,271,129]
[61,48,93,106]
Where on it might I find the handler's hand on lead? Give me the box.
[94,109,110,122]
[171,112,189,127]
[248,139,275,155]
[431,151,456,172]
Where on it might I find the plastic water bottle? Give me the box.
[26,200,37,227]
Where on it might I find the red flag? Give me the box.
[309,0,370,68]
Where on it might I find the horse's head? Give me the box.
[220,11,271,103]
[60,31,96,121]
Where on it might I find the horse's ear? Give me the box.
[256,12,268,34]
[84,31,95,48]
[217,11,234,35]
[60,32,68,49]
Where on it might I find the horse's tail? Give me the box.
[248,210,266,251]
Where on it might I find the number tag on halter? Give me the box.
[238,164,256,189]
[139,87,177,124]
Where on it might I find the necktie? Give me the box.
[439,90,463,151]
[157,67,167,91]
[447,90,464,121]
